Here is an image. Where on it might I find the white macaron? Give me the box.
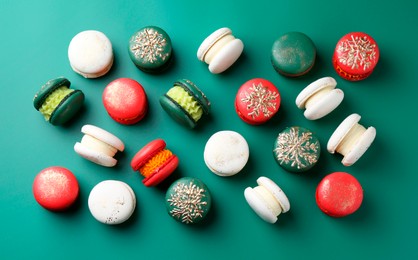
[203,130,249,177]
[244,176,290,224]
[327,113,376,166]
[88,180,136,225]
[197,27,244,74]
[68,30,113,78]
[74,124,124,167]
[296,77,344,120]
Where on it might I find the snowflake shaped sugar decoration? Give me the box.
[130,28,169,63]
[337,34,377,71]
[274,127,320,171]
[241,82,279,119]
[167,182,207,224]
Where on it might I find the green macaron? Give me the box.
[273,126,320,172]
[159,79,210,128]
[128,26,173,73]
[165,177,212,224]
[33,77,84,125]
[271,32,316,77]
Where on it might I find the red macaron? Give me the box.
[131,139,179,187]
[102,78,148,125]
[316,172,363,217]
[235,78,281,125]
[33,166,79,211]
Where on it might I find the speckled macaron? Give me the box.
[33,77,84,125]
[333,32,379,81]
[33,166,79,211]
[235,78,281,125]
[102,78,148,125]
[316,172,363,217]
[165,177,211,224]
[128,26,173,73]
[273,126,320,172]
[271,32,316,77]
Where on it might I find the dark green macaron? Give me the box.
[128,26,173,73]
[33,77,84,125]
[165,177,212,224]
[273,126,320,172]
[159,79,210,128]
[271,32,316,77]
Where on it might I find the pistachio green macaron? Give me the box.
[159,79,210,128]
[33,77,84,125]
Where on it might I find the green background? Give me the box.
[1,0,417,259]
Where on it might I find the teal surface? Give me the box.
[1,0,417,259]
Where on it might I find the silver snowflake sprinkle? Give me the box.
[130,28,169,63]
[274,127,319,169]
[240,83,279,119]
[167,182,207,224]
[337,35,376,71]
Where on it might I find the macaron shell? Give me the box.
[81,124,124,152]
[68,30,113,78]
[327,114,361,153]
[88,180,136,224]
[235,78,281,125]
[74,142,117,167]
[296,77,337,109]
[342,127,376,166]
[197,27,232,60]
[208,38,244,74]
[49,90,85,125]
[33,77,71,110]
[159,95,197,128]
[175,79,210,114]
[130,139,166,170]
[143,156,179,187]
[103,78,148,125]
[33,166,79,211]
[303,88,344,120]
[244,187,277,224]
[316,172,363,217]
[257,177,290,213]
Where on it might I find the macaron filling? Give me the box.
[139,149,173,177]
[336,124,366,156]
[166,86,203,122]
[204,34,234,63]
[80,134,118,157]
[253,186,282,217]
[39,86,74,121]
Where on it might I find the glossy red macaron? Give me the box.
[235,78,281,125]
[102,78,148,125]
[131,139,179,187]
[333,32,379,81]
[316,172,363,217]
[33,166,79,211]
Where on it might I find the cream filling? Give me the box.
[336,124,366,156]
[304,86,334,109]
[204,34,235,64]
[254,186,282,217]
[81,135,117,157]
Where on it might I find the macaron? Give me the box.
[88,180,136,225]
[327,113,376,166]
[235,78,281,125]
[244,176,290,224]
[159,79,210,128]
[273,126,320,172]
[197,27,244,74]
[204,130,249,177]
[33,77,84,125]
[271,32,316,77]
[316,172,363,217]
[128,26,173,73]
[333,32,379,81]
[296,77,344,120]
[102,78,148,125]
[68,30,113,78]
[165,177,211,224]
[131,139,179,187]
[33,166,79,211]
[74,124,124,167]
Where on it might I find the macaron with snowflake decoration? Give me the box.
[273,126,321,172]
[128,26,173,73]
[333,32,379,81]
[235,78,281,125]
[165,177,212,224]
